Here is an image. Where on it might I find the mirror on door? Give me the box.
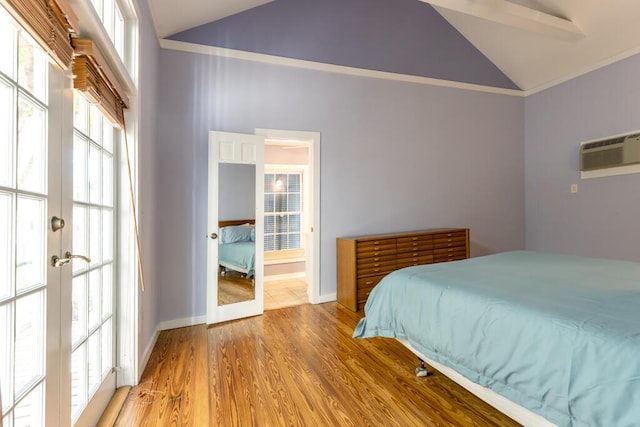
[217,163,257,306]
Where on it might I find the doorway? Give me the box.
[257,129,321,309]
[206,129,320,324]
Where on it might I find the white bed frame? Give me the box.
[398,339,557,427]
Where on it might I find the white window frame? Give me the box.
[264,164,308,265]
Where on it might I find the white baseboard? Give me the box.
[158,315,206,331]
[139,327,160,381]
[264,272,306,282]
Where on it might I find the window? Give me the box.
[91,0,126,62]
[264,172,302,252]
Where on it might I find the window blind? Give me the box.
[0,0,77,70]
[72,38,129,128]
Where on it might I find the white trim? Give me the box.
[314,293,337,304]
[423,0,583,42]
[159,39,524,97]
[398,339,556,427]
[264,272,306,282]
[524,45,640,96]
[139,326,160,377]
[159,315,206,331]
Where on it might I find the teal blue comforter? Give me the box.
[219,241,255,277]
[353,251,640,426]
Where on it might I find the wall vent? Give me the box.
[580,132,640,172]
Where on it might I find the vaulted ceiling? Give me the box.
[147,0,640,92]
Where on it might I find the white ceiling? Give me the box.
[148,0,273,39]
[148,0,640,92]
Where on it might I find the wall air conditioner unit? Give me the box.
[580,131,640,179]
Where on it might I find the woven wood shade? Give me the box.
[0,0,77,70]
[72,38,128,128]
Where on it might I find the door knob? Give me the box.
[51,251,91,267]
[210,233,218,240]
[51,216,65,232]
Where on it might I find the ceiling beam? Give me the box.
[421,0,584,41]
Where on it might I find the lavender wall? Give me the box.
[136,0,159,365]
[169,0,518,90]
[155,48,525,323]
[525,54,640,261]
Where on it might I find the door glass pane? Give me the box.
[88,269,101,331]
[0,8,16,78]
[0,80,14,187]
[73,92,87,136]
[17,96,46,193]
[17,31,47,104]
[103,152,113,206]
[89,144,102,204]
[101,318,112,377]
[0,303,12,413]
[87,332,100,393]
[73,205,88,273]
[15,197,44,292]
[102,265,112,318]
[72,275,87,346]
[13,382,43,427]
[103,209,113,261]
[89,207,102,266]
[71,344,87,420]
[0,192,12,300]
[73,135,88,202]
[14,291,44,396]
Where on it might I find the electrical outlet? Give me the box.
[570,184,578,193]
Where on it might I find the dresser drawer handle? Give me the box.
[365,281,374,285]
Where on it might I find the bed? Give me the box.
[353,251,640,426]
[218,219,256,278]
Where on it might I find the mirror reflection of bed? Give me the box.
[217,219,256,305]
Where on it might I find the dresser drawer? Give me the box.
[356,239,397,258]
[357,258,396,276]
[357,239,396,252]
[433,234,467,249]
[357,275,386,302]
[397,254,433,269]
[434,247,467,262]
[397,236,433,253]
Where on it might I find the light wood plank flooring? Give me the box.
[116,303,519,426]
[116,303,518,427]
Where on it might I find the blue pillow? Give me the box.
[250,226,255,241]
[220,225,253,244]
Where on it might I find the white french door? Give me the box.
[0,11,68,425]
[0,7,116,426]
[70,92,117,426]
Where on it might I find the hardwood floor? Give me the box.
[116,303,520,426]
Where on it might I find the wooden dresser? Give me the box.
[337,228,469,311]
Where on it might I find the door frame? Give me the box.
[255,129,321,304]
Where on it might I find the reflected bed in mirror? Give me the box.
[218,219,256,306]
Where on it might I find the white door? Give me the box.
[69,92,117,426]
[207,132,264,324]
[0,16,71,425]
